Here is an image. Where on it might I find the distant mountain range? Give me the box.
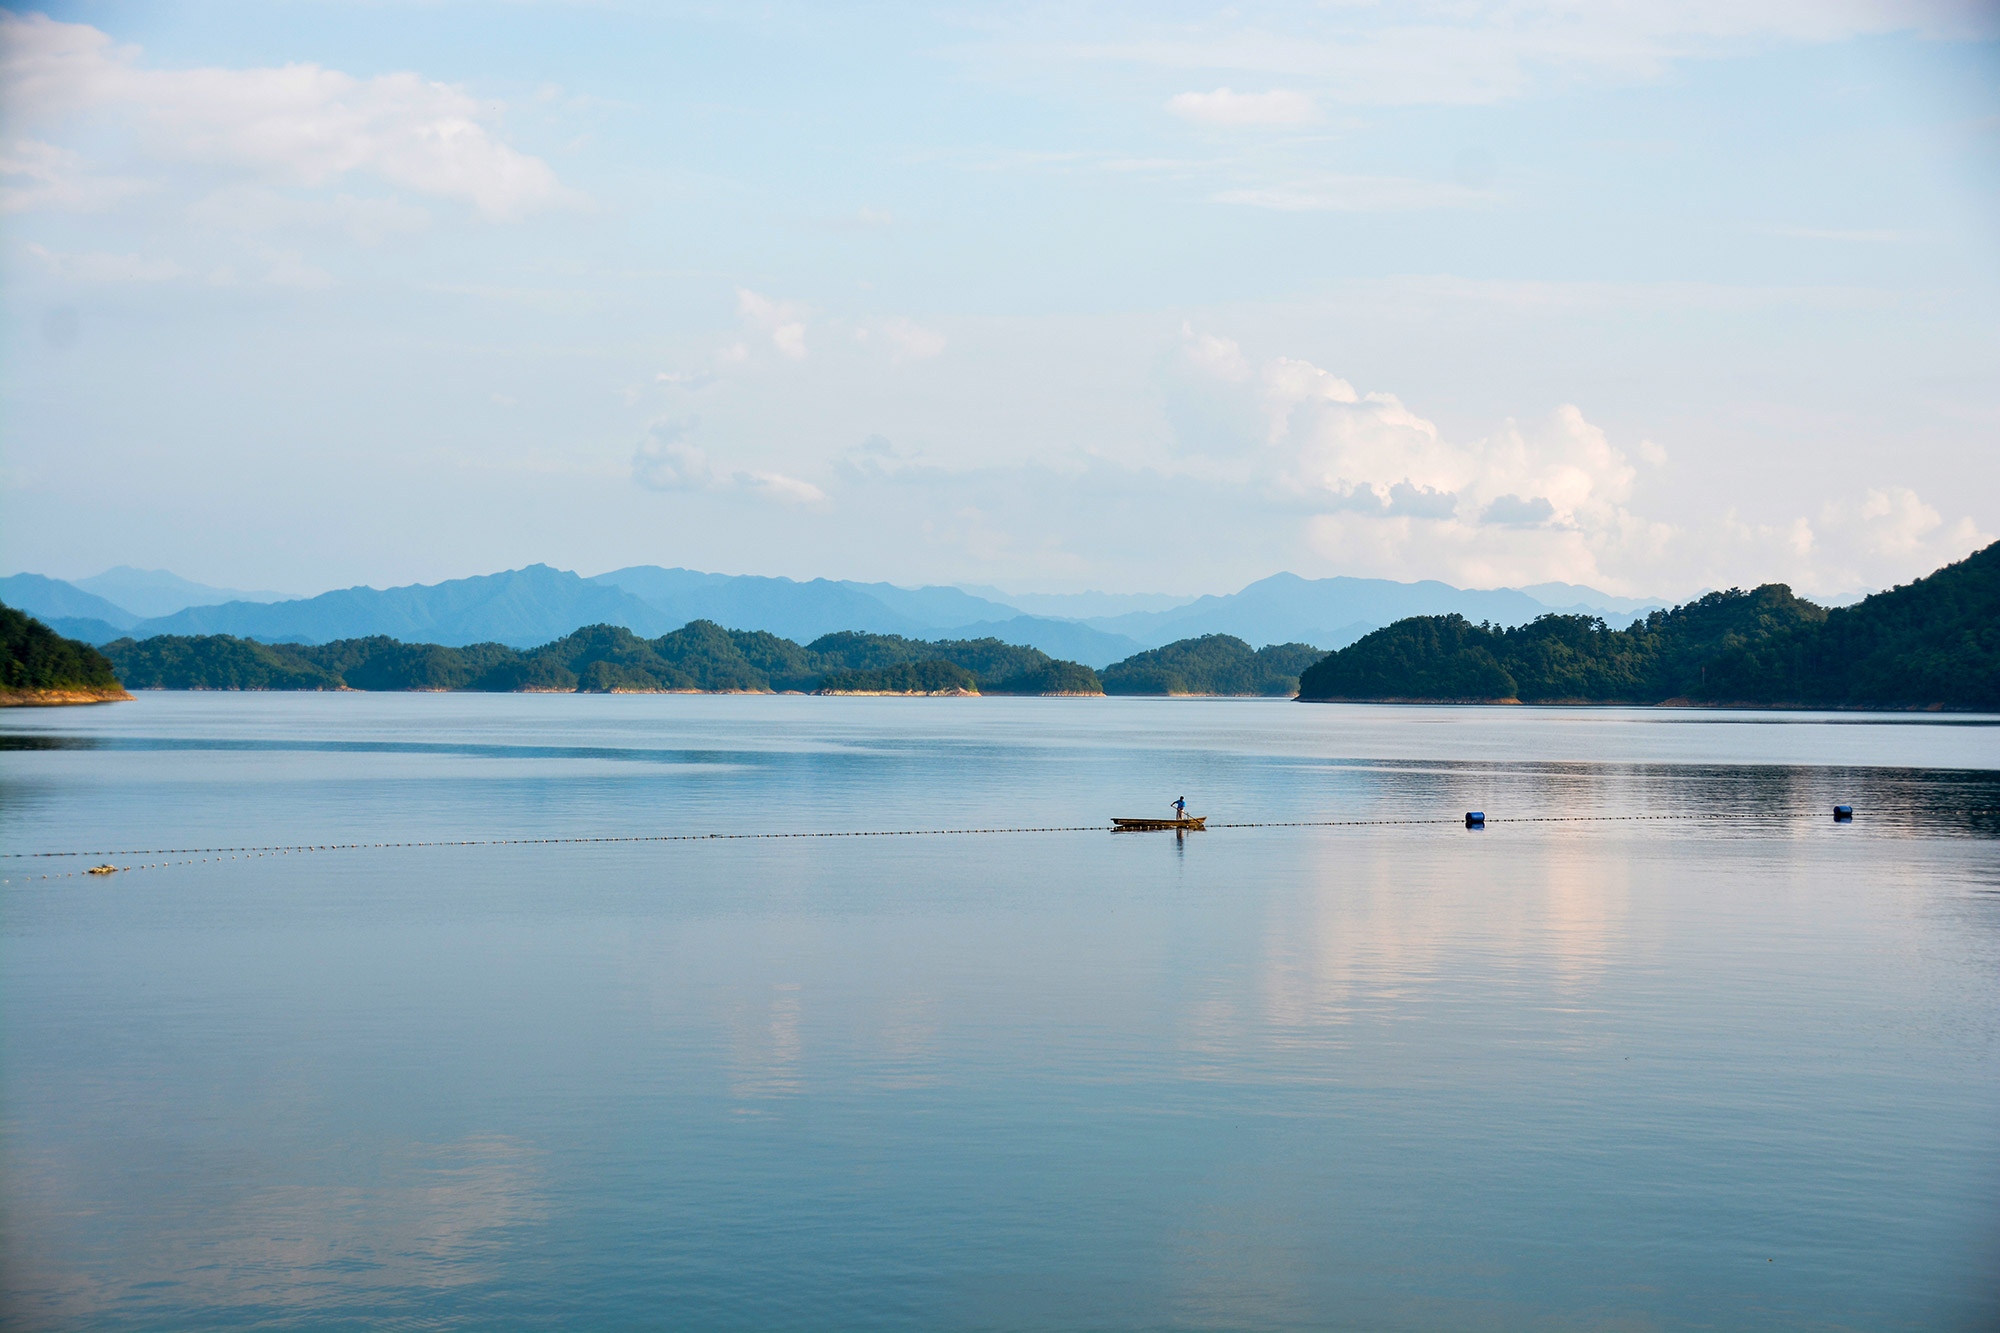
[1077,573,1638,651]
[0,573,141,631]
[69,566,298,619]
[1,564,1664,668]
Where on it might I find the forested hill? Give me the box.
[103,622,1104,696]
[1,602,131,705]
[1101,636,1323,696]
[1298,541,2000,709]
[1700,540,1999,708]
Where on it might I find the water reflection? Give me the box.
[728,981,805,1106]
[4,1135,544,1325]
[2,696,1995,1331]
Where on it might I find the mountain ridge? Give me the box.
[5,562,1673,665]
[70,567,298,618]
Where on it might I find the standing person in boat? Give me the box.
[1173,796,1188,822]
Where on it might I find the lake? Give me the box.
[3,694,1996,1330]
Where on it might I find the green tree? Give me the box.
[4,602,125,692]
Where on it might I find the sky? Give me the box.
[2,1,1998,601]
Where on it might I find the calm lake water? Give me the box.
[3,694,1997,1331]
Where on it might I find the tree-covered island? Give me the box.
[1,603,133,706]
[1101,636,1324,696]
[101,622,1111,696]
[1298,540,1999,709]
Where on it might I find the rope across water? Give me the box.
[10,808,1989,882]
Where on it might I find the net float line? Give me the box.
[3,808,1885,861]
[8,805,1984,882]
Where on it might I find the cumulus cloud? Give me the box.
[1481,494,1558,527]
[0,11,567,218]
[1389,481,1461,519]
[1686,493,1989,600]
[737,471,828,505]
[0,138,148,212]
[1167,323,1988,596]
[1179,321,1251,382]
[736,288,808,359]
[633,419,715,491]
[632,418,825,506]
[1823,487,1986,566]
[1166,87,1315,126]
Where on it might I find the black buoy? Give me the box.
[1833,805,1853,821]
[1465,811,1485,828]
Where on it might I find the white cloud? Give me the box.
[633,420,716,491]
[771,324,807,359]
[1824,486,1986,564]
[632,418,825,506]
[1166,87,1315,126]
[738,471,828,505]
[1179,320,1251,382]
[1482,494,1558,526]
[1167,323,1990,595]
[1689,496,1989,599]
[879,317,946,361]
[0,12,567,218]
[0,138,148,213]
[736,288,808,359]
[1160,325,1658,584]
[25,242,183,282]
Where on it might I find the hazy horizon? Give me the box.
[4,3,1997,601]
[9,555,1778,614]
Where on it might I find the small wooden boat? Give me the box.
[1111,817,1206,832]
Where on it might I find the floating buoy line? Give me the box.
[6,806,1992,882]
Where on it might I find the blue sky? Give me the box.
[3,2,1997,599]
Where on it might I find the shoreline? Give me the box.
[0,686,135,708]
[1296,696,1978,712]
[10,688,1986,713]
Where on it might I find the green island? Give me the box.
[1,602,132,706]
[91,621,1110,696]
[1299,540,1999,709]
[75,620,1300,698]
[1102,636,1323,696]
